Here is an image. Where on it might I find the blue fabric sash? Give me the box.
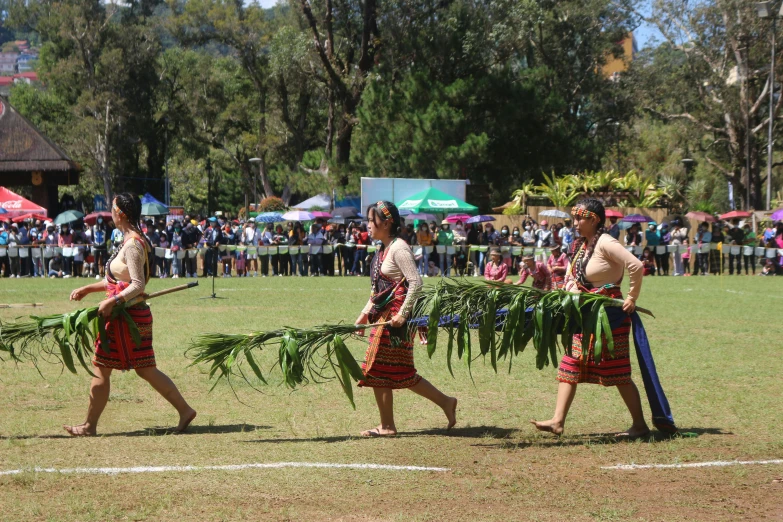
[409,305,678,434]
[605,307,677,434]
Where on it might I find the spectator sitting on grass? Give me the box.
[48,253,65,278]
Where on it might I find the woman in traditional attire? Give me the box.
[546,243,568,289]
[532,198,651,438]
[355,201,458,437]
[63,193,196,436]
[484,247,511,283]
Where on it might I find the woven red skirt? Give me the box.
[359,281,421,389]
[557,288,632,387]
[93,281,156,370]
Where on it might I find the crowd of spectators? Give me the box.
[1,213,781,280]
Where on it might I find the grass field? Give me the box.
[0,275,782,521]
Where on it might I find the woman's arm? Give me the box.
[392,245,423,322]
[70,280,108,301]
[601,236,643,304]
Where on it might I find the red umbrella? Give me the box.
[12,212,48,223]
[84,211,113,225]
[719,210,752,220]
[685,211,717,223]
[604,209,624,218]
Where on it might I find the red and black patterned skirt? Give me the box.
[359,276,421,389]
[93,280,156,370]
[557,287,632,387]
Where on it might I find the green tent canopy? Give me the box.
[395,187,478,214]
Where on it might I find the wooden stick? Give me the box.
[124,282,199,308]
[0,303,45,309]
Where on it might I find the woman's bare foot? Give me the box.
[530,419,564,435]
[175,409,197,433]
[360,425,397,437]
[615,425,650,439]
[63,423,96,437]
[444,397,458,430]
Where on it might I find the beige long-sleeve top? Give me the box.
[362,239,423,318]
[564,234,643,302]
[108,237,148,303]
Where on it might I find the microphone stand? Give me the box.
[200,245,227,300]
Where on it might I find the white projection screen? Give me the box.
[360,178,467,214]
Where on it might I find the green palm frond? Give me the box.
[0,284,197,374]
[190,281,654,409]
[187,323,370,408]
[413,280,653,376]
[0,306,121,375]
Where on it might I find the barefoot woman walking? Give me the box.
[533,198,653,438]
[64,193,196,436]
[355,201,457,437]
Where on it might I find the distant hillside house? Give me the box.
[602,33,637,79]
[0,52,20,74]
[0,72,39,97]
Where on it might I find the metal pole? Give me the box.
[206,157,212,216]
[746,42,753,210]
[767,16,776,210]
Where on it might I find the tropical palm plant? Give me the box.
[614,171,662,208]
[535,172,581,207]
[508,180,536,214]
[685,179,710,209]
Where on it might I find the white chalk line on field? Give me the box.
[0,461,450,476]
[602,459,783,470]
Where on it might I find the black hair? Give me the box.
[572,197,607,272]
[366,201,401,236]
[114,192,153,252]
[111,192,152,282]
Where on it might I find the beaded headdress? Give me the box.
[571,206,598,221]
[376,201,393,221]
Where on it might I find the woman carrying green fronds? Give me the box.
[355,201,457,437]
[532,198,650,439]
[63,193,196,436]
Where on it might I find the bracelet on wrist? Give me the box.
[114,295,122,306]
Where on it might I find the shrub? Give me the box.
[258,197,286,212]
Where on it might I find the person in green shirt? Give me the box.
[743,223,757,275]
[437,220,454,276]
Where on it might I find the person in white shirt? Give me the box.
[242,220,259,276]
[307,224,326,276]
[536,220,554,247]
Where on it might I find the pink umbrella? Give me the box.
[310,211,332,219]
[445,213,472,223]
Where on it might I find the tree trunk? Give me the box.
[101,100,113,203]
[257,85,275,198]
[336,120,353,165]
[325,89,335,159]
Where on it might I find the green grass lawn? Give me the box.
[0,275,781,521]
